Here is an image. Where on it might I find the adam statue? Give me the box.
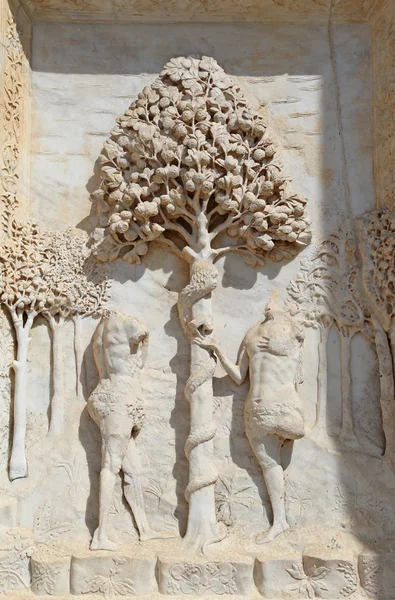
[196,300,305,543]
[88,311,170,550]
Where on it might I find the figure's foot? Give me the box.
[90,529,117,551]
[140,529,178,542]
[256,521,290,544]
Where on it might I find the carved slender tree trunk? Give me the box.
[73,313,84,399]
[46,315,65,435]
[312,324,330,440]
[182,266,218,550]
[339,332,358,446]
[9,315,33,480]
[373,318,395,461]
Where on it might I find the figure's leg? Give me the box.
[91,433,126,551]
[248,432,289,544]
[122,437,176,541]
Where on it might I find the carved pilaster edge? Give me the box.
[371,0,395,210]
[0,0,32,237]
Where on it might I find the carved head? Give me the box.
[264,298,283,320]
[190,260,218,291]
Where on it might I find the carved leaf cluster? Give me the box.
[167,562,237,595]
[92,55,310,266]
[0,221,110,323]
[215,473,255,526]
[287,229,371,337]
[0,531,33,593]
[82,557,135,599]
[31,558,62,595]
[356,210,395,332]
[286,563,330,598]
[33,501,74,545]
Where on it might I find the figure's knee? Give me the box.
[250,435,281,472]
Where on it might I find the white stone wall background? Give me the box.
[1,18,391,557]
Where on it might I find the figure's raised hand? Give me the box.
[257,336,270,351]
[193,330,219,351]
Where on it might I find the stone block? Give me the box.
[255,557,304,599]
[358,553,395,599]
[302,553,358,598]
[256,553,358,599]
[70,554,157,596]
[31,555,71,595]
[158,556,254,595]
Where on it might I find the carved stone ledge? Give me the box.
[15,0,387,24]
[158,556,254,596]
[70,554,157,596]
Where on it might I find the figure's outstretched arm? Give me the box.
[194,333,249,385]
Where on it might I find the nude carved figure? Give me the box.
[195,300,305,544]
[88,311,170,551]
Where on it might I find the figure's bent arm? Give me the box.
[140,332,149,368]
[93,317,107,379]
[215,343,249,385]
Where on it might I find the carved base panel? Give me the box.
[1,549,395,598]
[158,556,254,595]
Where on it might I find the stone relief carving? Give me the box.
[0,12,394,599]
[356,209,395,464]
[166,562,237,595]
[87,311,171,550]
[195,300,305,543]
[91,54,310,550]
[0,8,24,236]
[287,229,376,450]
[0,221,110,478]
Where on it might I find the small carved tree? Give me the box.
[0,221,54,479]
[91,56,311,549]
[288,230,373,447]
[356,210,395,462]
[43,231,111,435]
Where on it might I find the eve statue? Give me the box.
[87,311,171,550]
[195,300,305,543]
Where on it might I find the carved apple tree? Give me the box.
[91,56,311,549]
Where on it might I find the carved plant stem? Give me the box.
[45,314,65,436]
[183,287,218,549]
[372,318,395,461]
[339,332,357,445]
[72,313,84,399]
[9,310,35,480]
[312,324,330,439]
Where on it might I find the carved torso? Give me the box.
[244,312,305,440]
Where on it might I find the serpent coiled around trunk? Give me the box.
[178,260,218,499]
